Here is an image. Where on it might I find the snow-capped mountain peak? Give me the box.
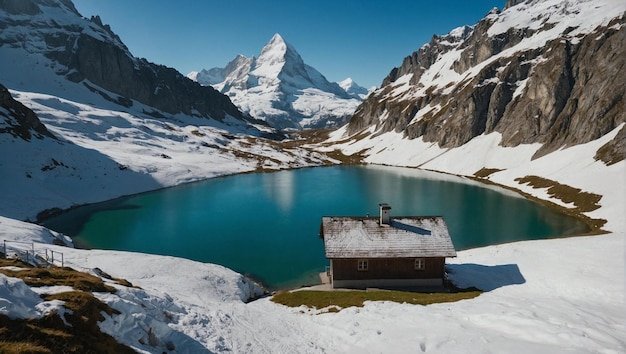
[257,33,297,65]
[338,78,372,99]
[189,33,364,130]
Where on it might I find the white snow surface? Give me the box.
[0,0,624,352]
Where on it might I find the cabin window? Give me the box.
[414,258,425,270]
[357,259,369,271]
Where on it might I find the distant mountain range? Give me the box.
[188,34,368,130]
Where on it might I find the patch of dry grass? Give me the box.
[323,149,367,165]
[0,305,135,354]
[0,260,116,293]
[0,259,136,353]
[514,175,606,232]
[271,289,481,311]
[474,167,504,178]
[515,175,602,213]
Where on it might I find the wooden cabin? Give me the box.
[320,203,456,289]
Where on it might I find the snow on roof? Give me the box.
[321,216,457,259]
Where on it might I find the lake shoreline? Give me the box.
[36,162,599,291]
[35,161,604,244]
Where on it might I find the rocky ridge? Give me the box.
[0,82,56,141]
[0,0,271,133]
[345,0,625,163]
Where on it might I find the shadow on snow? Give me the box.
[446,263,526,291]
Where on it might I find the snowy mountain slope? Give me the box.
[344,0,625,160]
[0,79,333,221]
[189,34,364,130]
[0,0,271,133]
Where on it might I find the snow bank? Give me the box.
[0,215,72,246]
[0,274,43,319]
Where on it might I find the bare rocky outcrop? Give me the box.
[346,1,625,163]
[61,33,244,121]
[0,83,56,140]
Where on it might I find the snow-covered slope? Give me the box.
[189,34,364,130]
[0,0,269,131]
[0,82,331,221]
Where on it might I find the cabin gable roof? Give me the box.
[321,216,456,259]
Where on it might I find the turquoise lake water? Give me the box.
[42,165,589,290]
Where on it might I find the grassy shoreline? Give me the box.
[271,289,482,311]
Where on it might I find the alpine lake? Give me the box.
[42,165,589,290]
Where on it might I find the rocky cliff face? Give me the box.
[346,0,625,162]
[0,82,55,141]
[0,0,254,125]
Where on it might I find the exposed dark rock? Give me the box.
[382,25,474,87]
[594,125,626,166]
[56,32,246,122]
[504,0,526,10]
[346,8,625,163]
[0,0,40,15]
[0,83,56,140]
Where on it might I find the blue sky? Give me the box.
[72,0,504,88]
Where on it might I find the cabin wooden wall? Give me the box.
[332,257,445,280]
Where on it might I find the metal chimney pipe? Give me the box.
[379,203,391,225]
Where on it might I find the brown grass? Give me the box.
[271,289,481,311]
[0,261,116,293]
[0,308,135,354]
[513,175,606,232]
[474,167,504,178]
[284,129,334,146]
[0,259,136,353]
[0,340,51,354]
[324,149,367,165]
[515,175,602,213]
[226,130,370,170]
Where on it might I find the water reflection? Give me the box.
[263,170,295,212]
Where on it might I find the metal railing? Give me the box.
[2,240,64,267]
